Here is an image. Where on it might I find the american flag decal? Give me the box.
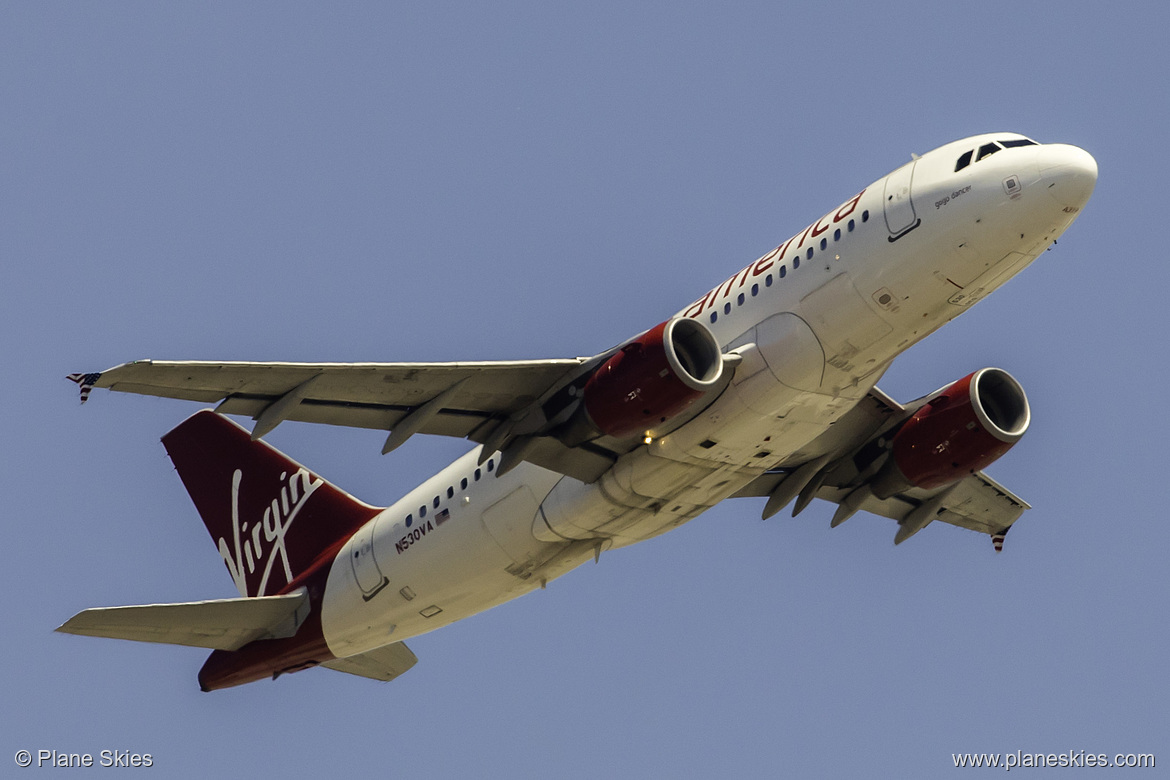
[67,372,102,404]
[434,508,451,526]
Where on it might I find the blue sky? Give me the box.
[3,2,1165,777]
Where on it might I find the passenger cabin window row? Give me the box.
[954,138,1037,172]
[404,457,495,528]
[708,209,870,325]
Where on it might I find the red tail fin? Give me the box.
[162,411,382,597]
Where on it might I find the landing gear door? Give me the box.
[883,160,920,241]
[481,486,542,570]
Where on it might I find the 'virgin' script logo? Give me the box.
[218,467,323,596]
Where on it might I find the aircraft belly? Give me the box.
[535,374,867,547]
[537,469,718,549]
[322,561,537,658]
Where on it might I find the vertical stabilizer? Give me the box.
[162,411,382,597]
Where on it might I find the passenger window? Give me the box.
[862,210,869,222]
[433,496,440,509]
[420,506,427,518]
[848,219,855,232]
[405,513,413,527]
[447,487,454,499]
[833,228,841,241]
[955,150,973,171]
[460,477,468,489]
[779,265,787,278]
[474,468,481,481]
[793,257,801,269]
[723,302,731,315]
[737,293,745,305]
[977,143,1001,161]
[487,459,494,472]
[751,283,759,296]
[709,312,718,323]
[765,275,773,287]
[805,248,813,260]
[819,238,827,250]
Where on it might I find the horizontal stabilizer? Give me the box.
[56,589,308,651]
[322,642,418,682]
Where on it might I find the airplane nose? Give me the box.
[1037,144,1097,210]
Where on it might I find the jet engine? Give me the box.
[579,318,725,439]
[871,368,1030,498]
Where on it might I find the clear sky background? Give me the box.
[3,2,1165,777]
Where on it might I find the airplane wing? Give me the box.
[55,589,309,651]
[73,364,1030,546]
[733,386,1029,549]
[815,470,1029,537]
[321,642,418,682]
[736,467,1027,540]
[80,359,583,429]
[72,358,620,482]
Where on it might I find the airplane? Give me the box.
[59,133,1097,691]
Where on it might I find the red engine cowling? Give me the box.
[875,368,1030,496]
[582,318,724,439]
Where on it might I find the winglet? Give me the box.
[66,372,102,404]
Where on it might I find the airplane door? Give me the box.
[349,516,388,600]
[882,160,920,240]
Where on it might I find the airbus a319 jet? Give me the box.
[60,133,1096,691]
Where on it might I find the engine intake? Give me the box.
[581,318,724,439]
[873,368,1030,497]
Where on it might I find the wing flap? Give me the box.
[94,359,585,414]
[89,358,587,440]
[213,395,488,436]
[811,470,1027,539]
[55,589,309,651]
[82,358,622,481]
[932,471,1029,535]
[321,641,418,682]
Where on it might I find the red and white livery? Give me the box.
[60,133,1097,690]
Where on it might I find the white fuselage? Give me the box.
[321,134,1096,658]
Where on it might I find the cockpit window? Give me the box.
[976,142,1002,161]
[957,139,1037,173]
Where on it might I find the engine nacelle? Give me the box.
[581,318,724,439]
[873,368,1030,497]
